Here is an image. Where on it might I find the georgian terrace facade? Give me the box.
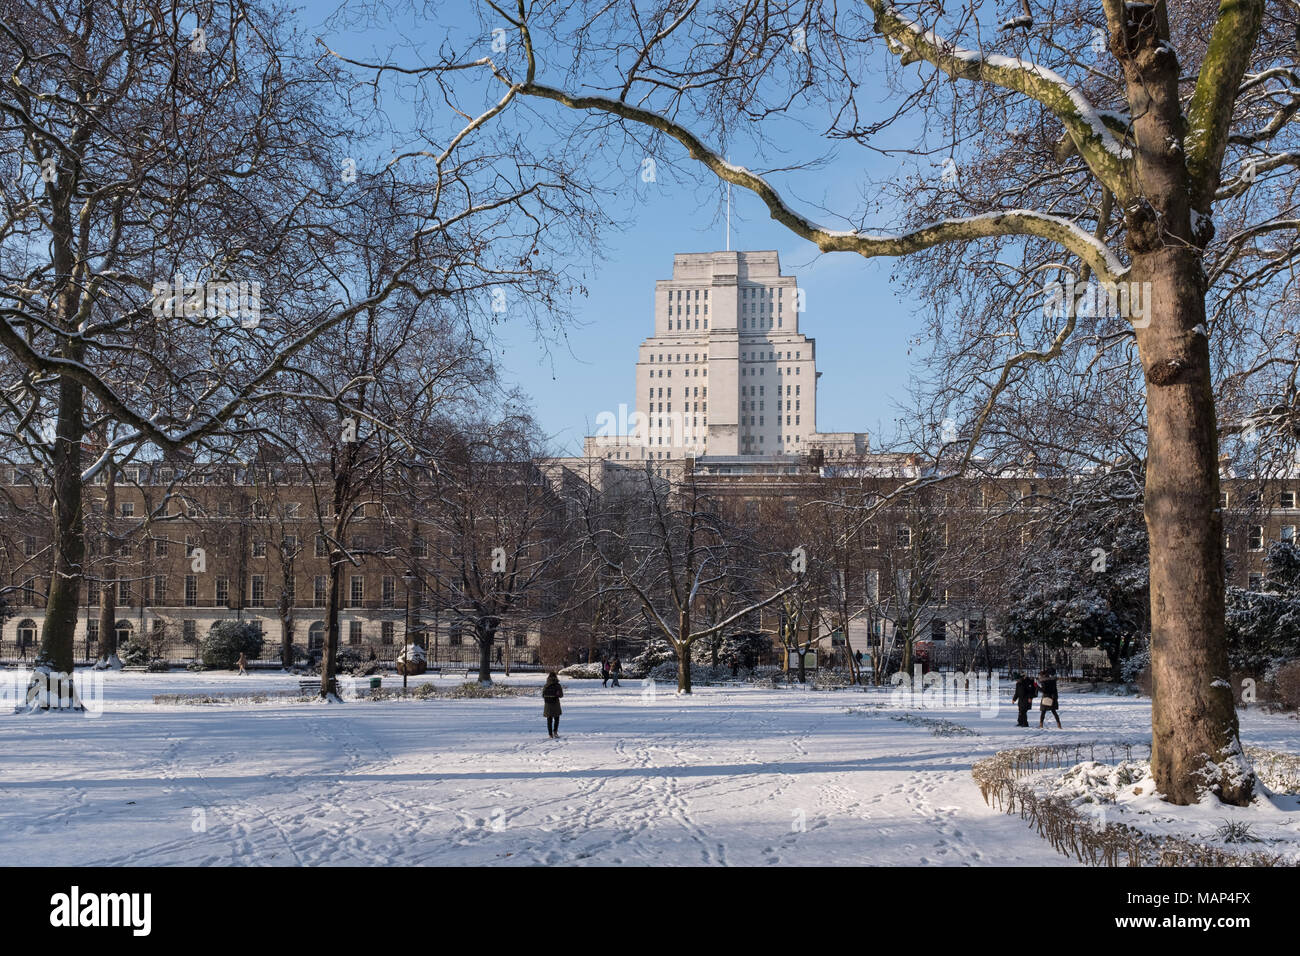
[0,454,1289,668]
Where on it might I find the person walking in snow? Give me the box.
[601,657,611,687]
[1012,671,1035,727]
[1038,669,1061,728]
[609,656,623,687]
[543,672,564,738]
[236,651,248,676]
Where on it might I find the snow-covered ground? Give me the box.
[1,670,1296,866]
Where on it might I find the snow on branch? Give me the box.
[864,1,1132,196]
[512,83,1127,282]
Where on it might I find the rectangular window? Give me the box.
[183,619,197,643]
[382,576,396,608]
[153,575,167,604]
[314,576,327,608]
[350,575,364,606]
[315,535,328,557]
[215,576,229,606]
[381,621,395,645]
[120,501,135,517]
[251,575,265,606]
[1249,526,1264,551]
[348,620,362,645]
[897,526,912,548]
[252,538,267,558]
[1283,491,1296,509]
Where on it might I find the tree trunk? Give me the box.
[676,610,691,693]
[476,618,496,684]
[98,560,118,663]
[280,561,295,669]
[97,464,118,664]
[280,609,294,670]
[1135,247,1251,805]
[319,554,343,699]
[35,369,85,692]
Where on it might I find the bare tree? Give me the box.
[577,467,799,693]
[430,0,1300,804]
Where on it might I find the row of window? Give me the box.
[75,573,423,609]
[3,618,529,648]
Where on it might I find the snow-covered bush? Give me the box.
[558,662,605,679]
[1120,647,1149,684]
[199,621,265,670]
[146,658,169,672]
[630,639,675,676]
[1273,661,1300,712]
[813,668,853,688]
[117,640,150,667]
[647,660,737,684]
[396,643,426,664]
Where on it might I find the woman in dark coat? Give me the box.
[1038,670,1061,728]
[1011,672,1036,727]
[542,672,564,738]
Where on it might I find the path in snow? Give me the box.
[1,672,1294,866]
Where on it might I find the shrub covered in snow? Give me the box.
[1119,647,1149,684]
[396,643,426,664]
[1273,660,1300,711]
[558,662,605,679]
[117,640,150,667]
[631,639,676,676]
[199,621,265,670]
[646,660,742,684]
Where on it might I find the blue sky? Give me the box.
[301,1,926,455]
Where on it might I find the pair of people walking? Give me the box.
[600,656,623,687]
[1011,669,1061,728]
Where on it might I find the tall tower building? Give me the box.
[641,250,815,458]
[586,250,866,468]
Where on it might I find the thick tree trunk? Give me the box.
[476,618,496,684]
[36,371,85,691]
[1136,248,1251,805]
